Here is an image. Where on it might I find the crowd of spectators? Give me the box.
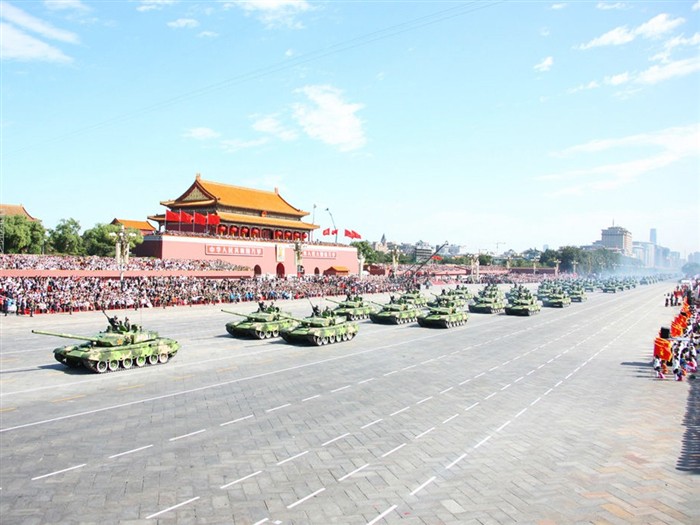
[2,254,246,272]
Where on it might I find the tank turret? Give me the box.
[278,310,359,345]
[221,308,298,339]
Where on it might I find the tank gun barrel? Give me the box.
[221,309,249,317]
[325,298,342,305]
[32,329,98,342]
[278,314,305,323]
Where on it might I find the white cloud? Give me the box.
[596,2,626,10]
[605,72,629,85]
[551,3,566,9]
[167,18,199,29]
[252,115,298,141]
[567,80,600,93]
[542,124,699,196]
[183,127,221,140]
[578,13,685,49]
[292,85,366,152]
[136,0,176,12]
[694,1,700,11]
[220,137,269,152]
[540,27,550,37]
[635,56,700,85]
[224,0,311,29]
[651,32,700,63]
[0,21,72,62]
[44,0,90,11]
[534,56,553,72]
[0,1,79,43]
[198,31,218,38]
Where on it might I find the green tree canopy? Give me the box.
[82,224,143,257]
[47,218,84,255]
[3,215,46,254]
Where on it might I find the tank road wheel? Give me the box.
[95,361,108,374]
[158,353,169,364]
[108,360,120,372]
[328,334,336,344]
[148,354,159,365]
[255,330,265,340]
[122,358,133,369]
[313,336,323,346]
[272,329,279,338]
[265,331,273,339]
[348,314,355,321]
[135,356,146,367]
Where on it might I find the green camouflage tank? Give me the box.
[543,287,572,307]
[279,309,359,346]
[368,298,422,325]
[223,303,299,339]
[417,305,468,328]
[468,284,506,314]
[327,296,374,320]
[33,320,179,374]
[505,286,541,316]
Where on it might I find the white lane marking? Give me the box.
[383,370,398,376]
[32,463,86,481]
[440,387,454,394]
[390,406,410,416]
[410,476,436,496]
[501,360,511,366]
[414,427,435,440]
[526,370,535,375]
[220,470,262,489]
[543,388,553,396]
[537,364,545,369]
[331,385,351,393]
[484,392,497,400]
[514,376,524,383]
[287,487,325,509]
[401,365,416,371]
[436,354,447,360]
[488,366,498,372]
[253,519,269,525]
[500,383,511,391]
[357,378,375,384]
[565,372,573,380]
[277,451,309,466]
[547,358,554,364]
[361,419,383,429]
[146,496,200,519]
[109,444,153,459]
[530,396,542,406]
[169,429,206,442]
[220,414,253,426]
[474,435,492,449]
[338,463,369,482]
[514,407,528,418]
[474,372,485,379]
[496,420,512,432]
[465,402,479,411]
[321,433,351,447]
[416,396,433,405]
[381,443,406,458]
[445,453,467,469]
[421,358,435,365]
[302,395,321,402]
[443,413,459,424]
[367,505,398,525]
[266,403,291,413]
[554,380,563,388]
[458,379,471,386]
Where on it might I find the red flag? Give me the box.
[351,230,361,239]
[323,228,330,235]
[332,229,338,235]
[165,210,180,222]
[179,211,193,224]
[207,213,220,225]
[194,212,207,225]
[344,229,353,238]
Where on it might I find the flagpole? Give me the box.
[325,208,337,244]
[311,204,317,243]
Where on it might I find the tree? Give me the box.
[82,223,143,257]
[350,241,379,264]
[681,262,700,277]
[47,218,84,255]
[2,215,46,253]
[478,253,493,266]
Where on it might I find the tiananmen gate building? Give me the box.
[138,174,359,277]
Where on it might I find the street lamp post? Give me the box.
[109,225,135,282]
[310,204,317,243]
[325,208,337,244]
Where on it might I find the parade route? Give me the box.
[0,283,697,524]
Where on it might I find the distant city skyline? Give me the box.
[3,1,698,255]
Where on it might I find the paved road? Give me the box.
[0,283,697,524]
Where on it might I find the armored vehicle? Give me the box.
[566,285,587,303]
[543,287,572,307]
[505,287,541,316]
[417,305,468,328]
[368,298,422,325]
[468,284,506,314]
[327,295,374,320]
[428,292,466,309]
[33,320,179,373]
[222,302,298,339]
[447,285,473,301]
[399,290,429,307]
[279,309,359,346]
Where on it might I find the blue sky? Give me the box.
[2,0,699,256]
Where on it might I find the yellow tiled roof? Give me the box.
[111,219,156,232]
[149,212,317,231]
[161,175,308,217]
[0,204,39,221]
